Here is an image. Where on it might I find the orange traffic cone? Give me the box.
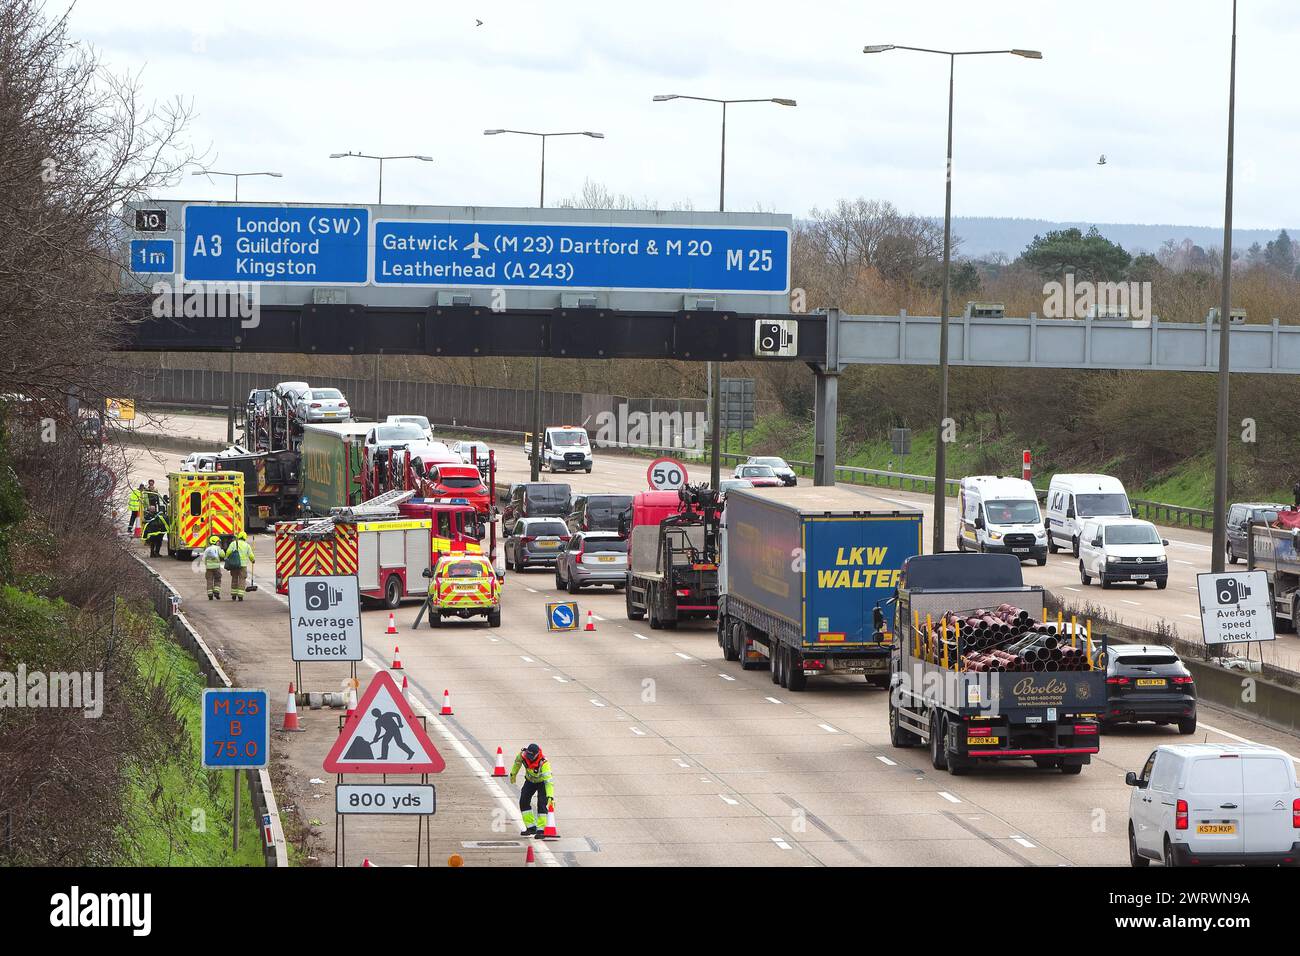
[440,688,454,715]
[345,684,358,721]
[387,613,398,635]
[362,857,376,867]
[525,845,536,867]
[391,644,403,669]
[400,674,409,701]
[132,521,142,539]
[542,804,559,839]
[585,610,596,632]
[280,683,303,732]
[493,746,507,777]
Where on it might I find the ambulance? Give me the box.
[165,471,244,559]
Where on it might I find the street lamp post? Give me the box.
[328,151,434,205]
[191,170,285,441]
[1211,0,1239,574]
[484,129,605,481]
[652,95,796,490]
[863,45,1041,554]
[329,152,432,419]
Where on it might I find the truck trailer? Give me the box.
[624,487,720,628]
[300,422,371,515]
[890,552,1107,775]
[717,486,922,690]
[1248,513,1300,631]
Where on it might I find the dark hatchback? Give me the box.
[1225,501,1287,564]
[1103,645,1197,734]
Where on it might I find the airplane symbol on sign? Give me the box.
[466,232,488,259]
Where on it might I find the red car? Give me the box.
[421,463,491,514]
[732,464,783,488]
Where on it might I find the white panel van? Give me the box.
[1044,474,1134,557]
[956,476,1047,565]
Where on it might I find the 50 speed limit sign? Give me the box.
[647,457,688,491]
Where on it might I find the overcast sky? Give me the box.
[70,0,1299,229]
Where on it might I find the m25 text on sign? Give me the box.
[201,688,269,769]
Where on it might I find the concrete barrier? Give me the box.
[133,555,289,867]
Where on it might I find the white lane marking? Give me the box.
[675,652,692,660]
[1176,560,1197,566]
[593,614,606,621]
[1011,835,1037,849]
[630,727,646,736]
[487,636,500,642]
[1122,600,1141,606]
[633,633,649,640]
[765,696,782,704]
[771,836,792,850]
[718,794,739,806]
[520,656,534,663]
[719,673,736,681]
[525,587,537,593]
[589,698,606,707]
[552,675,568,683]
[938,791,962,804]
[875,755,897,766]
[818,723,839,734]
[673,758,691,768]
[1187,586,1198,591]
[1063,586,1081,593]
[1183,614,1200,620]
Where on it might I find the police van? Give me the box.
[956,476,1048,565]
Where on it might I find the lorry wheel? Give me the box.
[889,701,920,747]
[738,629,757,670]
[626,586,645,621]
[488,608,501,628]
[929,714,948,771]
[721,627,738,662]
[1060,762,1083,775]
[785,651,807,691]
[383,575,402,609]
[771,645,782,684]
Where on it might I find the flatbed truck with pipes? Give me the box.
[717,486,923,690]
[889,553,1107,775]
[1248,511,1300,631]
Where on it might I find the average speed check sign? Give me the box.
[647,457,688,491]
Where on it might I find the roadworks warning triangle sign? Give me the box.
[323,671,445,774]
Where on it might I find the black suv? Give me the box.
[502,482,571,527]
[1226,502,1286,564]
[1103,645,1196,733]
[567,493,633,534]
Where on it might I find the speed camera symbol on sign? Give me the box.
[647,457,688,491]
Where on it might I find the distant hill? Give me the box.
[949,217,1296,259]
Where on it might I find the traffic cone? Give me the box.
[391,644,403,669]
[345,684,358,721]
[400,674,410,701]
[440,688,454,715]
[542,804,559,839]
[386,612,398,635]
[525,845,536,867]
[132,521,142,539]
[493,746,507,777]
[361,858,376,867]
[585,610,596,632]
[280,683,303,732]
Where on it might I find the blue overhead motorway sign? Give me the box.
[182,205,369,284]
[373,220,790,294]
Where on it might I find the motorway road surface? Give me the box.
[116,414,1300,867]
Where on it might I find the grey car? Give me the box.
[504,517,570,571]
[1226,502,1287,564]
[555,533,628,592]
[295,387,351,423]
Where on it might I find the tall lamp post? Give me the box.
[192,170,285,441]
[484,129,605,481]
[1211,1,1239,573]
[652,94,797,489]
[863,44,1041,554]
[329,152,433,418]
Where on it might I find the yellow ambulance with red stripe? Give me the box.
[424,553,500,628]
[165,471,245,559]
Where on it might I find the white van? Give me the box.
[527,425,594,473]
[1078,517,1169,589]
[1045,474,1134,557]
[1127,744,1300,867]
[956,476,1047,565]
